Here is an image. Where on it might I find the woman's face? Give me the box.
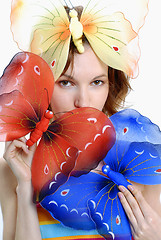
[50,45,109,115]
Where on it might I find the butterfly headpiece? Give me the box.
[11,0,148,80]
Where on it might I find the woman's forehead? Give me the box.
[73,45,108,69]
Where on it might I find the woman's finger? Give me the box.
[127,185,153,220]
[118,190,138,230]
[4,139,29,161]
[5,137,27,151]
[18,136,27,144]
[118,185,145,226]
[13,139,29,154]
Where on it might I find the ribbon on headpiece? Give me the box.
[11,0,148,80]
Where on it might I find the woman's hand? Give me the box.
[3,137,37,183]
[2,138,42,239]
[118,185,161,240]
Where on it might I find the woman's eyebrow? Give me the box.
[60,74,75,80]
[92,74,108,80]
[60,74,108,81]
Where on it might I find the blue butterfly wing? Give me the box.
[109,109,161,144]
[40,172,109,230]
[88,110,161,239]
[119,142,161,184]
[40,110,161,239]
[88,183,132,240]
[105,109,161,168]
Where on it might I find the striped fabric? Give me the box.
[37,206,104,240]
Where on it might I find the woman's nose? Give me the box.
[74,89,90,108]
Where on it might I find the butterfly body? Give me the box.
[26,110,54,147]
[31,107,116,202]
[40,110,161,239]
[0,52,116,203]
[69,9,84,53]
[10,0,148,79]
[88,110,161,239]
[102,165,131,188]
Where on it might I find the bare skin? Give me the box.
[0,45,161,240]
[0,138,41,240]
[118,184,161,239]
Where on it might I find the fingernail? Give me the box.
[118,185,125,192]
[128,185,134,192]
[118,192,124,199]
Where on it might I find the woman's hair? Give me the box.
[61,6,132,116]
[103,67,131,116]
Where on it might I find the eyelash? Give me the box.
[91,80,104,86]
[58,80,105,87]
[59,80,73,87]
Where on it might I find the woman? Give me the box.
[1,0,161,239]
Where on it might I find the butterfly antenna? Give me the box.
[63,0,68,7]
[63,0,75,9]
[68,0,75,9]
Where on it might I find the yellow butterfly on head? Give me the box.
[11,0,149,80]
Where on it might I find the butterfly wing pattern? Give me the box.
[41,109,161,239]
[0,52,54,141]
[51,108,116,176]
[0,52,54,118]
[0,90,38,141]
[88,182,132,240]
[0,53,116,204]
[32,107,116,202]
[105,109,161,168]
[88,142,161,239]
[41,172,109,230]
[11,0,148,79]
[80,0,138,78]
[88,110,161,239]
[11,0,71,80]
[0,52,79,204]
[32,133,79,203]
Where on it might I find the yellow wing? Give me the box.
[80,0,148,78]
[11,0,71,80]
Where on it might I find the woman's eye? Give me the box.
[59,80,72,87]
[92,80,104,86]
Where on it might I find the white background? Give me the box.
[0,0,161,239]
